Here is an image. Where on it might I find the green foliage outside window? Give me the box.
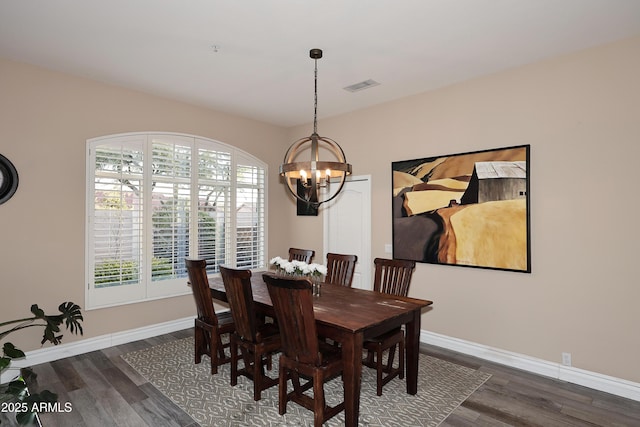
[151,257,174,279]
[94,258,173,287]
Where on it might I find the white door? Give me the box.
[323,176,372,290]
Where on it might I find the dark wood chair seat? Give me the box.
[264,273,345,427]
[186,258,235,375]
[220,265,281,401]
[363,257,416,395]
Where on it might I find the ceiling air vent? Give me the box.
[343,79,380,92]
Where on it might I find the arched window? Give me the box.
[86,132,267,309]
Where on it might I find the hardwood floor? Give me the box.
[22,329,640,426]
[423,345,640,427]
[29,329,197,427]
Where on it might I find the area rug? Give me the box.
[122,337,490,426]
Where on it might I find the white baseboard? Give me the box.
[1,316,195,384]
[421,330,640,402]
[4,319,639,403]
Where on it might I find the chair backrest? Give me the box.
[220,265,260,342]
[186,258,218,325]
[373,258,416,297]
[325,253,358,287]
[288,247,315,263]
[263,274,320,366]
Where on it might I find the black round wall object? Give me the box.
[0,153,19,204]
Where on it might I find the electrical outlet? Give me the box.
[384,244,393,254]
[562,352,572,367]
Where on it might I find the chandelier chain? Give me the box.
[313,56,318,135]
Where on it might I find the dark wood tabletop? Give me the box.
[209,271,431,332]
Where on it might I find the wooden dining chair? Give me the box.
[288,247,315,263]
[186,258,235,375]
[219,265,281,401]
[363,257,416,395]
[263,273,345,427]
[325,253,358,287]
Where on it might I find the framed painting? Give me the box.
[392,144,530,273]
[296,179,318,216]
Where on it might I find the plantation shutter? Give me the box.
[150,135,192,282]
[91,137,145,289]
[236,154,266,269]
[196,144,232,274]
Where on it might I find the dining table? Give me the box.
[208,271,433,427]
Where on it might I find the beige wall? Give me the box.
[2,34,639,385]
[283,35,640,383]
[0,58,292,351]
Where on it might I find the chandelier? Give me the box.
[279,49,352,208]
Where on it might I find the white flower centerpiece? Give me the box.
[269,256,327,295]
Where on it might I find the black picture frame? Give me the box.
[296,179,318,216]
[392,144,531,273]
[0,153,19,205]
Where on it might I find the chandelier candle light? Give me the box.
[279,49,352,208]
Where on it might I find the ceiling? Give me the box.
[1,1,639,128]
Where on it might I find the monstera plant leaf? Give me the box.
[31,302,84,346]
[2,343,25,359]
[1,343,25,374]
[1,302,83,425]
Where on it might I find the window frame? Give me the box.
[85,132,268,310]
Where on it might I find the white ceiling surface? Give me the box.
[1,1,639,128]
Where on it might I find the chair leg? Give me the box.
[386,344,397,374]
[399,336,405,380]
[230,338,238,386]
[279,367,289,416]
[376,345,384,396]
[313,371,325,427]
[210,330,219,375]
[365,348,375,366]
[291,371,303,395]
[266,353,273,371]
[253,349,262,401]
[194,327,203,365]
[216,332,227,362]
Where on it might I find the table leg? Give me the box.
[405,309,421,394]
[341,331,363,427]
